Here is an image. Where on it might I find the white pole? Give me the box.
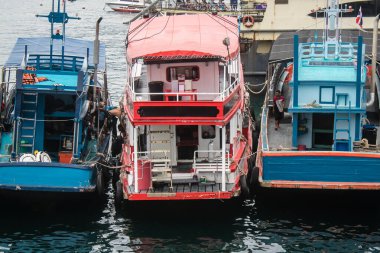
[133,126,139,193]
[221,126,226,191]
[223,65,226,99]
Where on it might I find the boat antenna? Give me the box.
[320,0,353,58]
[36,0,80,67]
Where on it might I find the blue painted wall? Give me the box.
[263,155,380,182]
[0,163,95,191]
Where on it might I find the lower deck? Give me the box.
[265,109,380,152]
[127,182,234,194]
[267,112,293,150]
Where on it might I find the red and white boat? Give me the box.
[106,0,147,13]
[114,14,255,204]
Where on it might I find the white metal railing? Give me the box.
[127,77,240,102]
[193,150,230,164]
[300,42,358,61]
[133,150,170,162]
[131,150,170,178]
[193,150,230,191]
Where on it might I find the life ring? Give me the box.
[242,16,254,28]
[35,151,52,163]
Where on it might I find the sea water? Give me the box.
[0,0,380,252]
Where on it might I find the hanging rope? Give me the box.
[245,80,267,95]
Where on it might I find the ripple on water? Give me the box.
[1,1,380,252]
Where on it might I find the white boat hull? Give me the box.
[106,2,147,13]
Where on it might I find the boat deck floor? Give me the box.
[128,183,234,194]
[267,113,293,150]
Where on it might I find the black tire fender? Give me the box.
[240,174,250,198]
[96,169,104,198]
[115,180,124,208]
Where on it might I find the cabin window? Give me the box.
[319,86,335,104]
[336,93,348,106]
[166,66,199,82]
[201,125,216,139]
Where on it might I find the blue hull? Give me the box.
[261,152,380,188]
[0,162,96,192]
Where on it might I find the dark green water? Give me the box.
[1,0,380,252]
[1,189,380,252]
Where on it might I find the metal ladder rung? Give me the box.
[335,129,350,132]
[20,144,33,147]
[21,135,34,138]
[18,92,38,153]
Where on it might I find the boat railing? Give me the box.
[1,66,18,87]
[193,150,230,190]
[160,0,266,16]
[133,150,170,161]
[26,54,86,72]
[193,150,230,168]
[261,102,269,151]
[132,150,171,190]
[300,42,358,61]
[129,77,240,102]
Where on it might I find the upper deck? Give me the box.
[124,14,244,126]
[297,42,365,83]
[123,59,244,126]
[5,37,106,93]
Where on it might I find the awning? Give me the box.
[127,14,240,62]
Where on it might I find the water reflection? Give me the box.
[0,0,380,252]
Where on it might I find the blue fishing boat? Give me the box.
[0,0,113,198]
[255,0,380,190]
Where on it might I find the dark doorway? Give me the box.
[176,125,198,160]
[312,113,334,149]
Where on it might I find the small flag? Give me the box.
[356,6,363,28]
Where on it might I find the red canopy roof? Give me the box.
[126,14,239,63]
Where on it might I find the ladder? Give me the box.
[333,102,351,151]
[18,92,38,154]
[149,151,173,191]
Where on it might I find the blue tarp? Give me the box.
[5,37,106,71]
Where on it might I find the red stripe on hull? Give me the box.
[127,191,236,201]
[261,180,380,190]
[262,151,380,159]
